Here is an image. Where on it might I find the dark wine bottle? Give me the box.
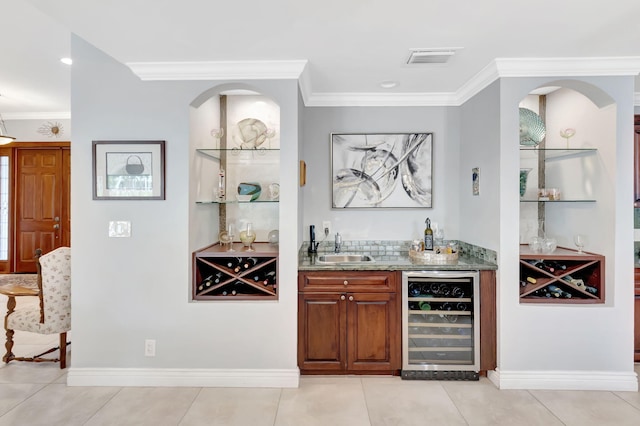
[213,272,223,284]
[451,286,465,298]
[548,284,572,298]
[527,260,554,273]
[262,270,276,285]
[546,260,567,271]
[227,257,242,270]
[198,274,216,291]
[243,257,258,269]
[409,284,421,297]
[584,285,598,295]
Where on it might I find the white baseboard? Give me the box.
[488,368,638,391]
[66,367,300,388]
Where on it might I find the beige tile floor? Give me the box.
[0,296,639,425]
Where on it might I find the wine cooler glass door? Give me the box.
[402,271,480,372]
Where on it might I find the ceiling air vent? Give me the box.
[406,48,459,64]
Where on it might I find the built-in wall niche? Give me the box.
[195,92,281,244]
[518,83,614,304]
[519,86,612,250]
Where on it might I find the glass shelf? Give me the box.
[196,148,279,160]
[519,147,597,161]
[196,199,279,205]
[520,199,596,203]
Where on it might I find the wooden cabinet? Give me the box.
[519,245,604,303]
[298,271,401,374]
[193,242,278,300]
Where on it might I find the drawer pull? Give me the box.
[343,280,348,286]
[340,295,346,300]
[348,295,354,301]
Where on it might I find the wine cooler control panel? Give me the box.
[401,271,480,379]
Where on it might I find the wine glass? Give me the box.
[227,223,236,252]
[242,222,256,252]
[574,234,586,254]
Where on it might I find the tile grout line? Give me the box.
[526,390,567,426]
[80,385,124,425]
[359,377,374,426]
[611,391,640,413]
[440,381,471,426]
[271,387,283,426]
[176,387,205,426]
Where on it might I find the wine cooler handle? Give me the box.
[348,295,354,301]
[340,295,346,300]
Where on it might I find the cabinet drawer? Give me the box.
[299,271,397,292]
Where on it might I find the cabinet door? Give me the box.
[298,292,346,372]
[346,292,399,372]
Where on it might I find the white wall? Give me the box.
[2,118,71,141]
[300,106,461,243]
[68,35,300,386]
[495,76,637,390]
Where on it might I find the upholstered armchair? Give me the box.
[3,247,71,368]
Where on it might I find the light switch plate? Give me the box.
[109,221,131,237]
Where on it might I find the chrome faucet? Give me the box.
[334,232,342,253]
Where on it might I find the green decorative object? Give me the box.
[520,168,532,197]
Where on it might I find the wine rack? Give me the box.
[401,271,480,379]
[193,242,278,300]
[519,245,604,304]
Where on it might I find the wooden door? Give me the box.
[346,292,398,372]
[298,292,346,372]
[14,148,68,272]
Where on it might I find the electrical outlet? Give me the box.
[145,339,156,357]
[322,221,331,236]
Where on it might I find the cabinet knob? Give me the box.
[343,280,348,286]
[340,295,346,300]
[348,295,354,301]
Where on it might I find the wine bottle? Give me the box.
[262,270,276,285]
[226,257,241,269]
[424,218,434,251]
[547,284,572,298]
[213,272,223,284]
[546,260,567,271]
[409,284,421,297]
[526,276,537,284]
[526,260,553,273]
[584,285,598,295]
[243,257,258,269]
[198,274,214,291]
[418,301,431,310]
[451,286,465,298]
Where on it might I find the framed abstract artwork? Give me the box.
[331,133,433,208]
[92,140,166,200]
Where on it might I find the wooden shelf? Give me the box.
[193,242,278,300]
[519,245,604,304]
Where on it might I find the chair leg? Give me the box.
[59,332,67,369]
[3,328,15,364]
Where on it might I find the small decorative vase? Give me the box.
[237,182,262,201]
[519,168,532,197]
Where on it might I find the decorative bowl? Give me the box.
[237,182,262,201]
[236,194,253,202]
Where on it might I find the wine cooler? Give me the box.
[401,271,480,380]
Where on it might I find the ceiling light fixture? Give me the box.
[0,113,16,145]
[406,48,461,64]
[60,57,73,65]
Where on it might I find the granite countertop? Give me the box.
[298,240,498,271]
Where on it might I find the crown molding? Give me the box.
[494,57,640,77]
[127,60,308,81]
[125,57,640,107]
[2,112,71,120]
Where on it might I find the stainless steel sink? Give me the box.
[316,254,375,264]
